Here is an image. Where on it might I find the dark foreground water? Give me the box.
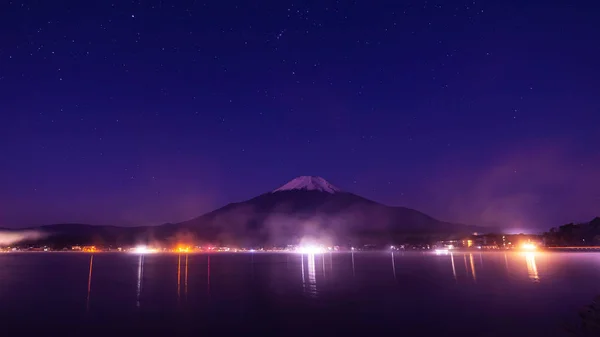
[0,251,598,336]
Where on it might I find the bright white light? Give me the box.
[132,245,156,254]
[521,243,536,251]
[296,245,325,254]
[434,249,449,255]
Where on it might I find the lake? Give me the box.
[0,251,598,336]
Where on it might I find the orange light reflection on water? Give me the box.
[469,254,477,282]
[525,252,540,282]
[177,254,181,302]
[185,254,188,298]
[86,255,93,311]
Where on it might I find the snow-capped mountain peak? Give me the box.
[273,176,342,194]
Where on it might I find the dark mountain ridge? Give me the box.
[2,176,482,247]
[168,189,475,245]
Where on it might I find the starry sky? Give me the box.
[1,0,598,231]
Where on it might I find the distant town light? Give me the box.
[132,245,157,254]
[296,245,325,254]
[521,243,536,251]
[176,244,191,253]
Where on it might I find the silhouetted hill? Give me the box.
[160,177,481,246]
[2,176,483,247]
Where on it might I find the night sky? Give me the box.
[1,1,598,231]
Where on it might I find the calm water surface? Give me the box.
[0,251,598,336]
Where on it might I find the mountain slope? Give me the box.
[168,177,475,246]
[2,176,478,247]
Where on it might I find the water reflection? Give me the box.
[301,254,305,293]
[391,252,397,280]
[322,254,326,280]
[330,252,333,275]
[207,255,211,296]
[185,254,188,298]
[525,252,540,282]
[307,254,317,296]
[469,254,477,282]
[136,255,144,308]
[86,255,93,311]
[450,253,456,281]
[301,254,317,297]
[3,251,597,337]
[351,251,355,277]
[177,254,181,302]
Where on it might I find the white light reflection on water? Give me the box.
[391,252,396,280]
[450,253,456,281]
[300,253,318,297]
[136,254,144,308]
[525,252,540,282]
[351,251,355,277]
[307,253,317,296]
[301,254,305,293]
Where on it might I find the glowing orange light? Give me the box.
[176,244,191,253]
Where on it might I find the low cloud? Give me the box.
[0,230,47,246]
[427,141,600,230]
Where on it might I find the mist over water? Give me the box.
[0,230,46,246]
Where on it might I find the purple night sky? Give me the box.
[0,1,598,231]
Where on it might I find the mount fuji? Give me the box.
[273,176,342,194]
[5,176,480,247]
[160,176,477,246]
